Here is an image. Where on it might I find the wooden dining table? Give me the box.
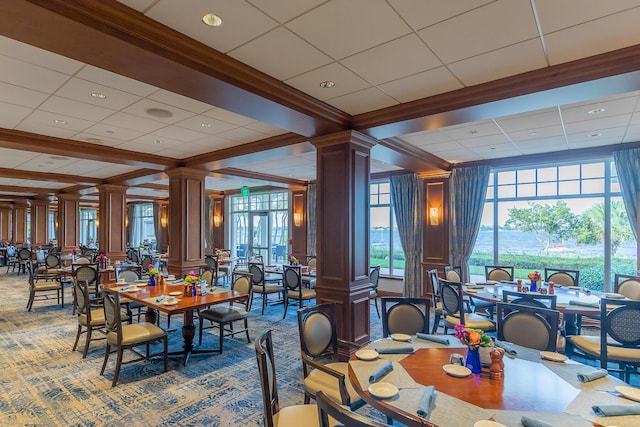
[103,281,246,365]
[349,337,640,427]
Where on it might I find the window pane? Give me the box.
[485,185,494,199]
[582,178,604,194]
[517,169,536,183]
[559,165,580,180]
[517,183,536,198]
[559,180,580,195]
[538,182,557,196]
[370,206,390,273]
[582,163,604,179]
[498,184,515,198]
[498,171,515,185]
[538,167,557,182]
[379,193,391,204]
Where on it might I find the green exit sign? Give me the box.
[241,186,250,197]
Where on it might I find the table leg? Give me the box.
[182,310,196,366]
[145,308,158,325]
[564,313,578,335]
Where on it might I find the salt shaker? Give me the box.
[548,281,555,295]
[490,348,504,380]
[517,279,522,292]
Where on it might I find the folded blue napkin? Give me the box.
[593,403,640,416]
[495,340,517,356]
[569,300,599,308]
[417,386,436,419]
[375,346,414,354]
[368,361,393,383]
[577,368,607,383]
[466,285,485,289]
[521,416,555,427]
[416,333,449,345]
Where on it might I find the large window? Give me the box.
[370,181,404,277]
[230,192,288,264]
[79,208,97,247]
[130,203,156,249]
[470,160,637,291]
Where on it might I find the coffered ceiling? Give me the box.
[0,0,640,203]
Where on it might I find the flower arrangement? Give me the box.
[184,270,198,283]
[454,324,493,349]
[147,264,159,275]
[287,253,298,264]
[527,271,541,281]
[72,247,77,256]
[214,247,223,255]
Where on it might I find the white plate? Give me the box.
[123,287,138,292]
[540,351,568,362]
[163,299,179,306]
[169,291,182,296]
[568,286,581,290]
[368,382,398,399]
[390,333,411,342]
[355,350,379,361]
[135,283,147,287]
[615,386,640,401]
[443,364,472,378]
[605,293,625,299]
[466,289,478,293]
[474,421,506,427]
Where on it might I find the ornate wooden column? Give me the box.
[57,193,81,253]
[12,200,29,246]
[29,198,49,247]
[97,184,127,261]
[0,203,12,242]
[313,130,375,355]
[290,186,308,262]
[166,167,207,277]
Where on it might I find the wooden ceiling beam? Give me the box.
[213,168,308,187]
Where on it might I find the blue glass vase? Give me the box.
[530,279,537,292]
[149,274,156,287]
[466,347,482,374]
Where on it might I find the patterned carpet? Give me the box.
[0,273,384,426]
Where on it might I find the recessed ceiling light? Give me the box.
[49,156,69,160]
[53,119,67,125]
[201,123,212,128]
[529,131,540,136]
[319,81,335,88]
[154,139,164,144]
[590,133,603,137]
[91,92,106,99]
[145,108,173,118]
[467,130,478,135]
[86,137,103,144]
[202,13,223,27]
[588,108,605,114]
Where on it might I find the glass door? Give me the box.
[249,211,270,264]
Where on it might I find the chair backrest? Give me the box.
[427,269,440,306]
[117,269,140,282]
[614,274,640,300]
[444,265,462,282]
[74,280,92,321]
[283,265,302,293]
[236,244,248,258]
[103,290,123,344]
[45,253,61,269]
[200,268,214,286]
[485,265,514,281]
[249,262,266,286]
[439,278,467,319]
[496,302,560,351]
[204,254,218,270]
[502,290,557,309]
[381,297,430,337]
[140,256,154,272]
[274,245,287,258]
[316,391,390,427]
[297,303,339,361]
[6,245,16,257]
[369,265,380,290]
[73,264,99,284]
[231,275,252,307]
[544,268,579,287]
[75,256,92,265]
[127,248,140,264]
[307,256,317,270]
[254,329,279,427]
[18,248,32,261]
[599,298,640,368]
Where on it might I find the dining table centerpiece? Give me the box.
[287,253,298,265]
[527,271,541,292]
[147,264,159,286]
[454,324,493,373]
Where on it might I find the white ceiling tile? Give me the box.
[0,101,32,128]
[175,115,239,135]
[567,135,624,149]
[0,35,83,75]
[400,129,454,145]
[190,135,237,151]
[495,108,561,133]
[567,127,627,144]
[0,54,70,94]
[378,67,463,103]
[434,148,479,163]
[247,0,326,23]
[145,0,278,53]
[518,137,570,154]
[216,127,266,144]
[19,109,93,132]
[340,34,442,85]
[534,0,640,34]
[202,108,256,126]
[0,148,39,168]
[121,99,195,124]
[623,124,640,142]
[38,96,115,122]
[458,134,512,148]
[71,132,124,148]
[417,0,539,64]
[284,62,370,100]
[152,125,209,142]
[78,123,145,142]
[55,77,141,110]
[244,121,287,137]
[76,65,158,97]
[507,125,565,142]
[387,0,494,31]
[448,39,547,86]
[101,112,169,134]
[442,121,503,140]
[0,81,49,108]
[325,87,398,115]
[229,27,333,81]
[561,96,639,123]
[564,114,632,134]
[286,0,411,60]
[147,89,214,114]
[545,7,640,65]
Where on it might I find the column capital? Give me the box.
[165,166,209,180]
[30,198,50,206]
[97,183,128,193]
[57,192,82,201]
[311,130,378,150]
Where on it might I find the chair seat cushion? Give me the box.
[34,282,61,291]
[200,306,247,322]
[569,335,640,363]
[288,289,316,300]
[108,323,166,346]
[273,403,320,427]
[434,302,443,315]
[303,362,363,407]
[79,309,105,327]
[445,313,496,331]
[254,284,284,294]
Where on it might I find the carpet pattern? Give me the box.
[0,274,385,426]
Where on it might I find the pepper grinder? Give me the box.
[517,279,522,292]
[490,348,504,379]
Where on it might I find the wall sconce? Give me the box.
[95,218,99,228]
[293,212,302,227]
[429,207,440,226]
[213,215,222,227]
[160,216,167,228]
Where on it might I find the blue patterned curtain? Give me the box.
[613,148,640,240]
[450,165,490,283]
[390,174,423,298]
[307,184,317,256]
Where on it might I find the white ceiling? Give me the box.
[1,0,640,200]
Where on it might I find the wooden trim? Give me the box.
[213,167,309,186]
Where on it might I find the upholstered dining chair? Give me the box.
[199,267,214,287]
[205,254,226,285]
[198,275,252,353]
[302,256,317,288]
[496,302,560,351]
[255,329,321,427]
[445,265,492,316]
[249,262,284,315]
[316,391,391,427]
[439,278,496,334]
[282,265,316,319]
[544,268,580,286]
[501,290,557,309]
[26,261,64,311]
[71,263,100,315]
[567,298,640,382]
[428,269,443,333]
[614,273,640,300]
[381,296,430,337]
[16,248,32,274]
[368,265,381,318]
[72,279,106,358]
[218,250,232,282]
[5,245,19,273]
[115,268,146,323]
[100,289,168,387]
[485,265,514,282]
[297,303,364,410]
